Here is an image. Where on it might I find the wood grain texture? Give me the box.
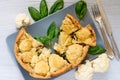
[0,0,120,80]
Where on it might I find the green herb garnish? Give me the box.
[28,0,64,21]
[47,22,60,39]
[40,0,48,18]
[28,7,41,21]
[88,45,106,55]
[49,0,64,14]
[75,0,87,20]
[35,22,60,46]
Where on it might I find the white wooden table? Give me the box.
[0,0,120,80]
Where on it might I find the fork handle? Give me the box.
[109,33,120,60]
[98,21,114,59]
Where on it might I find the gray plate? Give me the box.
[6,2,105,80]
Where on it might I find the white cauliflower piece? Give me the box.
[54,43,67,54]
[49,54,68,72]
[39,48,51,62]
[31,55,39,67]
[92,53,110,72]
[19,39,32,52]
[20,52,33,63]
[75,53,110,80]
[34,61,49,75]
[15,13,30,29]
[75,60,94,80]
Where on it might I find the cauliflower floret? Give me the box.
[60,16,79,34]
[54,43,67,54]
[75,53,110,80]
[75,60,94,80]
[15,13,30,29]
[20,48,37,63]
[34,61,49,75]
[49,54,68,72]
[92,53,110,72]
[66,44,83,65]
[19,39,32,52]
[30,48,37,55]
[31,55,39,67]
[58,31,72,46]
[20,52,33,63]
[39,48,51,62]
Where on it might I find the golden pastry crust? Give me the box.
[66,44,89,68]
[14,28,50,79]
[58,31,72,46]
[60,14,82,34]
[49,54,71,76]
[86,24,96,46]
[14,28,33,73]
[73,24,96,46]
[54,43,67,54]
[55,14,96,68]
[14,28,71,79]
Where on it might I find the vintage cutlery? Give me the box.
[91,4,114,59]
[96,0,120,60]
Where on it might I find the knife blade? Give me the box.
[96,0,120,60]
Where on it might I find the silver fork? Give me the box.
[91,4,114,59]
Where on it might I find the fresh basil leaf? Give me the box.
[54,26,60,38]
[75,0,87,20]
[28,7,41,21]
[88,46,106,55]
[47,22,57,39]
[40,0,48,18]
[47,22,56,35]
[35,22,60,46]
[49,0,64,14]
[35,36,50,44]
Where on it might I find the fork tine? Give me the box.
[95,4,101,17]
[91,4,114,59]
[91,5,96,18]
[94,5,98,17]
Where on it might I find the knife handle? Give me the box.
[109,34,120,60]
[98,20,114,59]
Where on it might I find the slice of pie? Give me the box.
[66,44,89,68]
[73,24,96,46]
[14,28,71,78]
[60,14,82,34]
[54,14,96,68]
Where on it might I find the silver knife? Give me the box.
[96,0,120,60]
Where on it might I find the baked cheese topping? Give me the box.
[75,28,91,41]
[49,54,69,72]
[19,39,32,52]
[54,43,67,54]
[60,16,79,34]
[73,24,95,46]
[58,31,72,46]
[34,61,49,75]
[66,44,83,65]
